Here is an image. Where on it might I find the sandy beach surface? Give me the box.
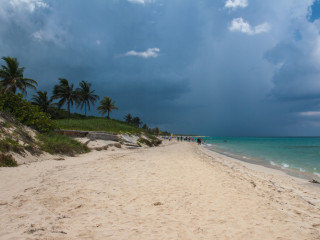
[1,141,320,239]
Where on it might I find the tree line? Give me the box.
[0,56,167,134]
[0,56,118,119]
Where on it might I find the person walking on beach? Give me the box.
[197,138,201,145]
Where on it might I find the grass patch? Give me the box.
[3,122,11,128]
[0,153,18,167]
[0,138,25,154]
[138,138,153,147]
[25,144,42,156]
[13,127,34,145]
[55,118,142,134]
[37,132,90,156]
[151,138,162,146]
[144,134,162,146]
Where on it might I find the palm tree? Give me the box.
[152,127,160,135]
[97,96,118,119]
[52,78,78,118]
[0,56,37,95]
[76,80,99,116]
[132,117,142,127]
[31,91,54,113]
[124,113,132,124]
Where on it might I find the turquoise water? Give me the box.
[204,137,320,179]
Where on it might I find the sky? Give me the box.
[2,0,320,136]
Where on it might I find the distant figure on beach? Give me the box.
[197,138,201,145]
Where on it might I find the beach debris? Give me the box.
[109,143,121,148]
[26,224,45,234]
[307,201,315,206]
[153,201,163,206]
[54,157,65,161]
[24,187,35,192]
[75,204,82,209]
[309,179,320,184]
[53,230,67,234]
[250,181,256,188]
[57,215,70,220]
[94,145,108,151]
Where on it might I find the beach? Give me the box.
[0,141,320,239]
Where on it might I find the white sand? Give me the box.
[0,141,320,239]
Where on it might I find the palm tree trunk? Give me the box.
[3,79,14,94]
[3,86,8,94]
[68,101,71,119]
[85,104,87,117]
[107,110,110,120]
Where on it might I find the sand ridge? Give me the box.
[0,141,319,239]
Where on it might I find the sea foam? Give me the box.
[314,172,320,177]
[281,163,289,168]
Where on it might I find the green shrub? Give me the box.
[0,153,18,167]
[0,93,56,132]
[37,132,90,156]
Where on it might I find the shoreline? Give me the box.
[199,144,320,190]
[203,143,320,183]
[0,141,320,239]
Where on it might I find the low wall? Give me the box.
[87,132,119,141]
[56,130,119,141]
[57,130,88,138]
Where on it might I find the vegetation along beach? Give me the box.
[1,0,320,239]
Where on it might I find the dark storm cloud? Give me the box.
[265,42,320,101]
[1,0,320,136]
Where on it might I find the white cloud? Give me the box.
[9,0,48,13]
[31,23,67,46]
[123,48,160,58]
[128,0,153,4]
[31,31,43,40]
[31,30,59,43]
[229,18,270,35]
[299,111,320,117]
[225,0,248,9]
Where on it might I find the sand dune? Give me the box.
[0,141,319,239]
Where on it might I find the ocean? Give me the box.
[204,137,320,180]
